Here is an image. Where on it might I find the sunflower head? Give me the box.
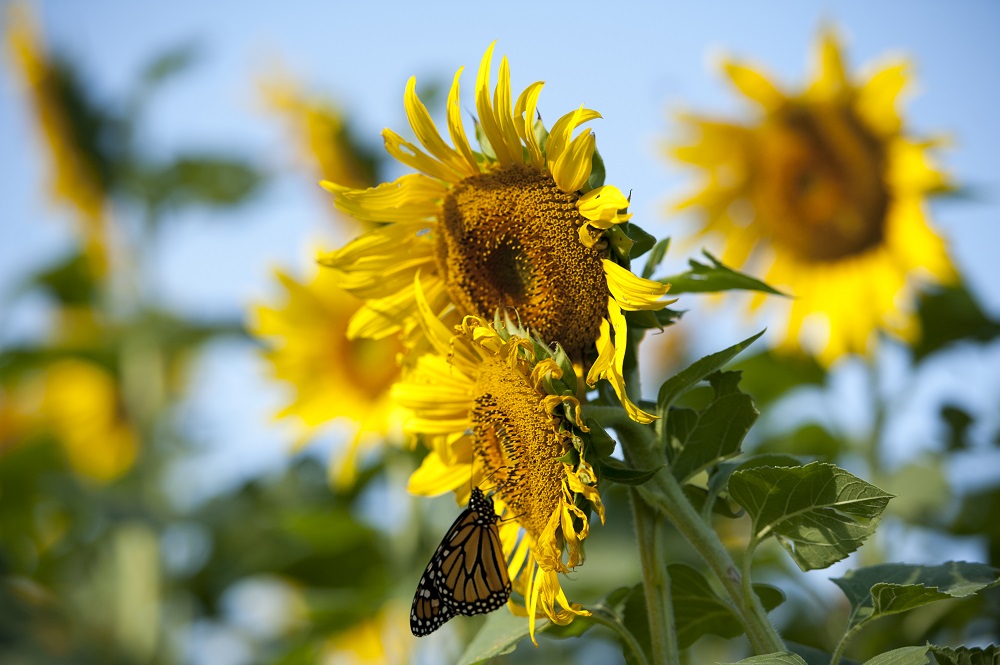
[670,27,954,364]
[395,300,606,639]
[319,42,671,420]
[250,268,403,486]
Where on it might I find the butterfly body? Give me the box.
[410,488,511,636]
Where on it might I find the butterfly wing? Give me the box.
[410,558,456,636]
[434,491,511,617]
[410,489,512,636]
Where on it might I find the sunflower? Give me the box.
[394,282,605,641]
[260,76,376,192]
[669,28,955,365]
[250,267,404,487]
[5,4,110,274]
[319,43,672,422]
[0,360,138,483]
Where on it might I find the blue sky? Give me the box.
[2,1,999,495]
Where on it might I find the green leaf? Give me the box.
[144,156,264,210]
[22,250,98,305]
[641,238,671,279]
[863,646,934,665]
[669,563,784,648]
[940,404,974,451]
[599,458,663,486]
[757,424,842,460]
[729,462,893,571]
[719,653,808,665]
[704,454,803,520]
[863,644,1000,665]
[457,610,542,665]
[913,282,1000,361]
[625,223,656,260]
[621,585,652,665]
[732,349,826,408]
[928,644,1000,665]
[660,251,786,296]
[831,561,1000,629]
[656,330,765,416]
[140,42,200,86]
[667,371,758,483]
[625,308,684,330]
[583,419,617,459]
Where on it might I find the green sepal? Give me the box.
[586,147,606,191]
[624,223,656,260]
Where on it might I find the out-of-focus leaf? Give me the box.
[669,563,784,648]
[732,349,826,408]
[729,462,892,571]
[666,371,758,483]
[457,610,544,665]
[140,156,264,211]
[913,282,1000,361]
[880,463,949,523]
[21,250,97,304]
[831,561,1000,630]
[140,42,200,86]
[660,250,786,296]
[940,404,974,451]
[641,238,670,279]
[48,56,117,193]
[757,424,842,460]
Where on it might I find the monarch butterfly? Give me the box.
[410,487,512,636]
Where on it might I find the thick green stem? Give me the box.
[629,486,680,665]
[585,405,785,655]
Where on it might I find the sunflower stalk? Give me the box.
[584,404,786,655]
[628,485,680,665]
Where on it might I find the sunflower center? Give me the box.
[751,103,889,262]
[436,165,607,356]
[471,355,565,539]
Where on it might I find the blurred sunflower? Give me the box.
[321,603,411,664]
[394,284,605,640]
[320,43,672,423]
[260,76,376,192]
[5,4,112,274]
[250,268,404,487]
[670,28,955,365]
[0,360,138,483]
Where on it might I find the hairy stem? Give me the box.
[629,486,680,665]
[587,606,652,665]
[585,405,785,655]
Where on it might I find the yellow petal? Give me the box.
[446,66,480,173]
[603,259,672,311]
[476,41,513,165]
[404,76,473,179]
[722,60,785,112]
